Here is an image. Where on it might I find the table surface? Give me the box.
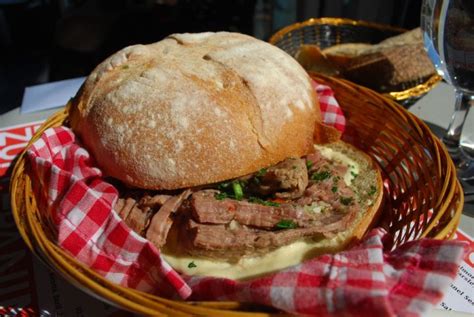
[408,82,473,236]
[1,81,473,316]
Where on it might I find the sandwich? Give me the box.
[69,32,383,280]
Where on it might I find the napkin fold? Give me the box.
[185,229,467,316]
[26,83,467,316]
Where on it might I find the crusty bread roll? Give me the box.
[70,32,321,190]
[67,32,384,281]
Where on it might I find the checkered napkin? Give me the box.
[26,83,467,316]
[312,81,346,133]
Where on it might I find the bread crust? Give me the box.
[70,32,320,190]
[339,142,384,242]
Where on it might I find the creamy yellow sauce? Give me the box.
[314,145,360,185]
[162,144,359,280]
[162,231,350,280]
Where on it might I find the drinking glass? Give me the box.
[421,0,474,182]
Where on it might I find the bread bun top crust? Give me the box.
[70,32,320,189]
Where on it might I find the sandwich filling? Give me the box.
[115,143,379,279]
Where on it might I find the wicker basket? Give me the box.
[269,17,442,108]
[10,73,463,316]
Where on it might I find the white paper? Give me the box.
[20,77,86,114]
[438,229,474,315]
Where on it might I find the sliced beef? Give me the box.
[184,204,356,260]
[296,182,337,206]
[305,151,321,172]
[114,197,137,220]
[249,157,308,199]
[297,176,356,211]
[181,148,362,260]
[140,194,173,208]
[115,147,362,261]
[115,196,152,235]
[125,204,152,236]
[192,180,359,228]
[146,189,192,248]
[190,190,236,224]
[306,150,348,181]
[192,190,328,229]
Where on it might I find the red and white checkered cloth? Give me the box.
[26,83,467,316]
[312,81,346,132]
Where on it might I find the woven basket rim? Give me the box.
[268,17,408,44]
[268,17,442,102]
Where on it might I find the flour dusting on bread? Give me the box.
[70,32,320,189]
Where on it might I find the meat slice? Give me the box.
[191,189,358,229]
[191,190,307,229]
[249,157,308,198]
[114,197,151,235]
[115,197,137,220]
[305,151,321,172]
[307,151,348,182]
[190,190,236,224]
[185,205,356,260]
[140,194,173,208]
[125,204,152,236]
[297,177,356,211]
[146,189,192,248]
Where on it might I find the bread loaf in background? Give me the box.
[295,44,340,76]
[344,43,435,90]
[343,28,436,90]
[294,28,436,91]
[322,43,372,68]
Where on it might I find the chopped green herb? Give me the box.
[188,261,197,269]
[311,170,331,182]
[215,192,228,200]
[350,171,358,178]
[248,196,280,207]
[306,160,313,170]
[122,64,129,69]
[217,181,231,191]
[331,186,338,193]
[239,179,249,187]
[368,185,377,195]
[265,201,280,207]
[256,168,267,177]
[292,165,297,169]
[275,219,297,229]
[340,196,353,206]
[248,197,262,204]
[232,181,244,200]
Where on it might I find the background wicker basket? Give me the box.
[269,17,442,108]
[10,73,462,316]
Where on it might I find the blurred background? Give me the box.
[0,0,422,114]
